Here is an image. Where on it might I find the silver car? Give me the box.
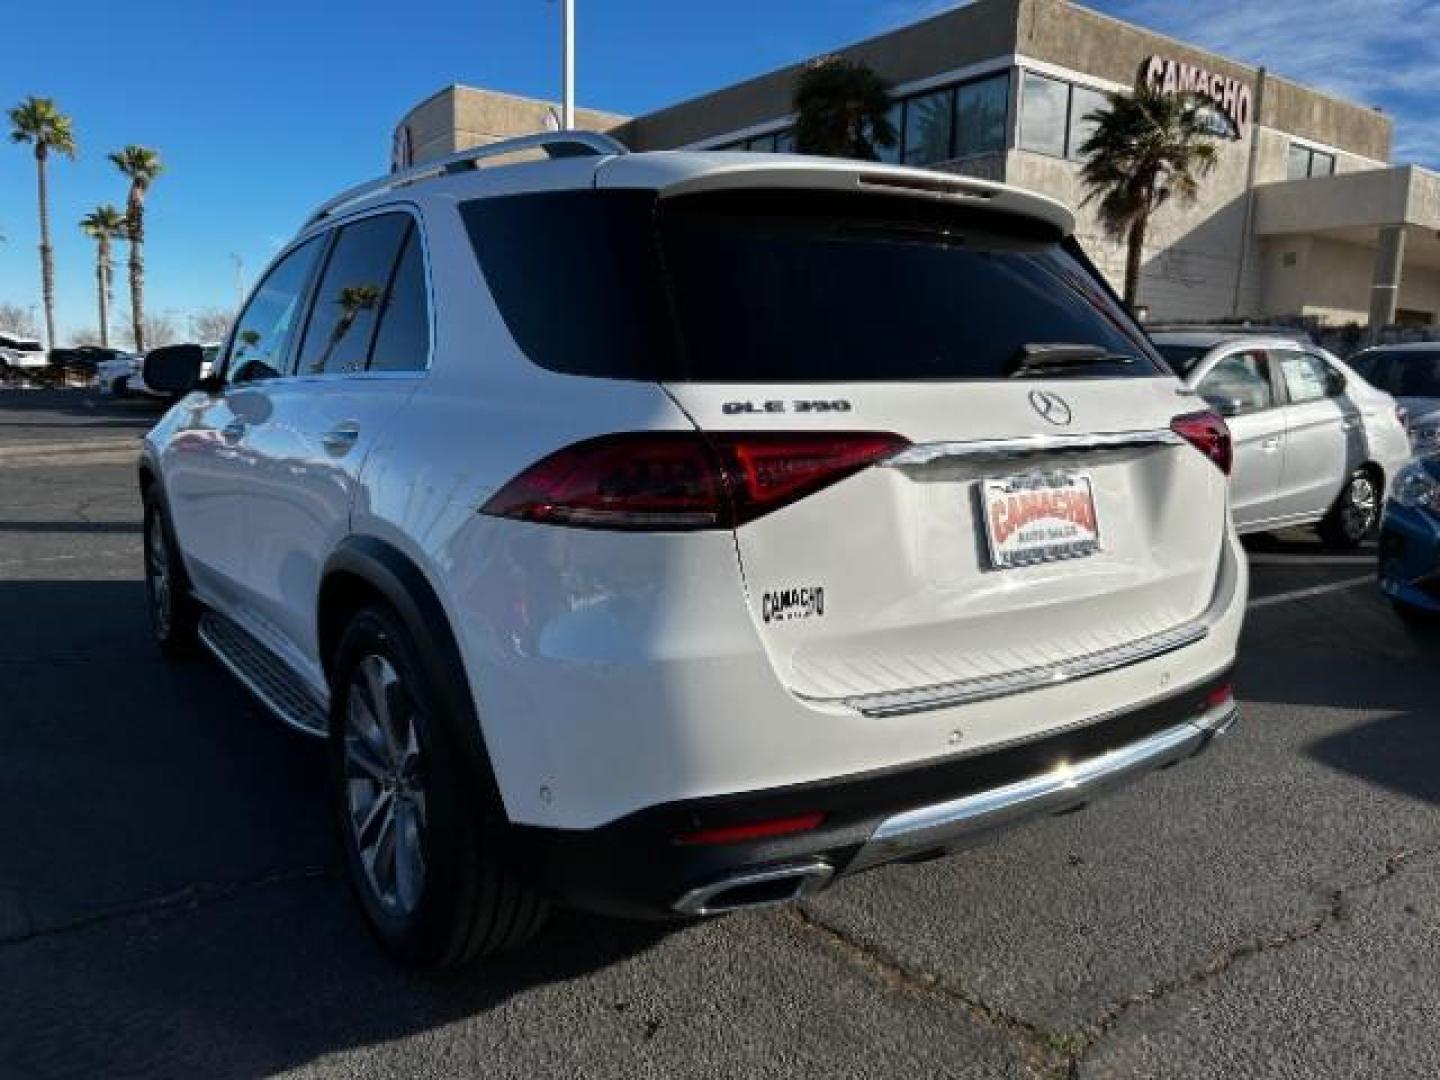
[1347,342,1440,457]
[1152,332,1412,547]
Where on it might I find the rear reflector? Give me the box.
[1170,411,1233,476]
[482,431,909,530]
[677,812,826,846]
[1206,684,1234,710]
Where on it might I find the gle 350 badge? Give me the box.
[762,586,826,623]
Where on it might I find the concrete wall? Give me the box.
[1006,126,1261,321]
[396,86,628,165]
[1260,234,1440,324]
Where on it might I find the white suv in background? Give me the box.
[0,333,48,371]
[1152,332,1412,546]
[139,133,1246,968]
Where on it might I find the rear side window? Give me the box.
[1276,350,1341,404]
[1356,350,1440,398]
[463,188,1162,383]
[369,228,430,372]
[297,213,412,375]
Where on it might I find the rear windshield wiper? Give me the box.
[1008,343,1138,378]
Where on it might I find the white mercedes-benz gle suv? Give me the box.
[138,132,1246,967]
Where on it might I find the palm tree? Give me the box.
[312,284,382,374]
[109,145,164,351]
[80,205,125,348]
[8,97,76,350]
[792,56,897,161]
[1077,84,1219,307]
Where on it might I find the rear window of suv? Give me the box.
[462,188,1164,383]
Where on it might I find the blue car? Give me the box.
[1379,454,1440,623]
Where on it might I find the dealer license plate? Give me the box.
[981,473,1101,569]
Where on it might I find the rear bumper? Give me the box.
[507,665,1236,920]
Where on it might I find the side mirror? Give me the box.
[1326,369,1348,397]
[143,344,205,396]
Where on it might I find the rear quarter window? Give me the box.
[462,188,1165,383]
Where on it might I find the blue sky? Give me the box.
[2,0,1435,345]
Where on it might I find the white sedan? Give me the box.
[1151,331,1412,547]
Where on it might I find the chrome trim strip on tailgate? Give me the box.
[836,622,1208,718]
[815,539,1240,719]
[883,429,1183,466]
[847,697,1238,873]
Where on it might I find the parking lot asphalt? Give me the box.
[2,388,1438,1080]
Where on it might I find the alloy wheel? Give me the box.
[343,654,428,916]
[1342,474,1378,542]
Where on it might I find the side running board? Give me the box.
[198,611,328,738]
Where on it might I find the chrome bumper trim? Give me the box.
[840,621,1208,718]
[817,539,1241,719]
[848,699,1237,873]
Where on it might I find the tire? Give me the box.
[328,605,547,968]
[142,488,200,656]
[1317,468,1381,549]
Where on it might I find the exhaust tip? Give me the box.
[673,860,834,916]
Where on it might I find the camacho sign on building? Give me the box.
[1143,55,1253,140]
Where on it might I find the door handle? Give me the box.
[1340,418,1359,431]
[221,419,246,443]
[321,422,361,455]
[1261,437,1281,452]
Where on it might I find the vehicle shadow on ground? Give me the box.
[1236,580,1440,807]
[0,387,164,430]
[0,579,676,1076]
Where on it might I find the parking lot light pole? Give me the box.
[562,0,574,129]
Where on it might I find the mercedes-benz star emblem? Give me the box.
[1029,390,1073,426]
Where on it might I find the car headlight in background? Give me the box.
[1411,424,1440,452]
[1392,462,1440,513]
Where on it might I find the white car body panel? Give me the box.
[1158,333,1411,534]
[146,150,1246,836]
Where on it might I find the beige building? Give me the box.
[395,0,1440,330]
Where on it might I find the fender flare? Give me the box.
[319,536,505,809]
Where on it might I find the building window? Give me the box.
[1020,73,1069,157]
[902,88,956,165]
[711,72,1010,166]
[1068,85,1107,160]
[955,73,1009,158]
[1020,73,1111,161]
[1287,143,1337,179]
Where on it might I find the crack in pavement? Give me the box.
[778,904,1073,1077]
[1062,843,1440,1077]
[778,846,1440,1080]
[0,865,332,948]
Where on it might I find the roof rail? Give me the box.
[304,130,628,227]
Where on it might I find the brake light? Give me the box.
[677,812,826,846]
[482,431,909,530]
[1170,411,1232,476]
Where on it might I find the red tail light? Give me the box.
[1170,411,1232,476]
[482,431,910,530]
[677,812,826,846]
